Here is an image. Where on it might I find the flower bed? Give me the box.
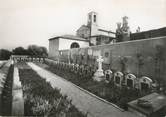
[18,63,86,117]
[36,62,149,110]
[1,64,14,115]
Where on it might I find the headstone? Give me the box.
[93,55,105,82]
[125,74,136,88]
[105,70,113,83]
[74,64,79,74]
[139,76,152,91]
[114,71,123,87]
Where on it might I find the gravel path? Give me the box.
[28,62,138,117]
[12,67,24,116]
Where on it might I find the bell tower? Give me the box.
[87,12,98,36]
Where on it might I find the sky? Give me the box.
[0,0,166,50]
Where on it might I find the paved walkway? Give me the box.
[28,62,138,117]
[12,67,24,116]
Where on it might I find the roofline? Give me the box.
[49,36,89,42]
[98,29,116,34]
[131,26,166,35]
[90,35,115,38]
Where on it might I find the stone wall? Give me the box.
[50,36,166,81]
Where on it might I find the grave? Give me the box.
[93,55,105,82]
[139,76,152,91]
[114,71,123,87]
[128,93,166,117]
[75,64,79,74]
[104,70,113,83]
[125,74,136,88]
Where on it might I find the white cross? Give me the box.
[97,55,104,71]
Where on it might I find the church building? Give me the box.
[76,12,115,46]
[49,11,116,59]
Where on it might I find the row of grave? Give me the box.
[10,55,45,63]
[45,59,154,91]
[0,60,13,114]
[45,59,96,76]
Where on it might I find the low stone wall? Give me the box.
[51,36,166,82]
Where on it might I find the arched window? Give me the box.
[70,42,80,49]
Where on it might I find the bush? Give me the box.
[18,63,85,117]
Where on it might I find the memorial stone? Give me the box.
[93,55,105,82]
[114,71,123,87]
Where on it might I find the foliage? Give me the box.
[27,45,48,57]
[12,47,28,55]
[0,49,12,60]
[37,62,144,110]
[12,45,48,57]
[18,63,85,117]
[1,64,14,115]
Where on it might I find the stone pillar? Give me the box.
[93,55,105,82]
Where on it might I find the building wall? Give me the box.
[57,36,166,81]
[49,38,89,60]
[98,30,115,37]
[49,39,59,59]
[59,38,89,50]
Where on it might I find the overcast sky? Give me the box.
[0,0,166,50]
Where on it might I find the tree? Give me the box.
[0,49,12,60]
[12,47,28,55]
[27,45,48,57]
[11,45,48,57]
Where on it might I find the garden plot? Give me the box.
[35,62,150,110]
[29,62,138,117]
[0,62,14,116]
[17,62,85,117]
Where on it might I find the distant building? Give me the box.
[49,11,116,59]
[131,27,166,41]
[77,12,115,46]
[49,11,166,60]
[49,35,89,59]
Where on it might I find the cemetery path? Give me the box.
[28,62,138,117]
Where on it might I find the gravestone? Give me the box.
[71,63,75,72]
[93,55,105,82]
[139,76,152,91]
[74,64,79,74]
[125,74,136,88]
[114,71,123,87]
[104,70,113,83]
[79,65,84,77]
